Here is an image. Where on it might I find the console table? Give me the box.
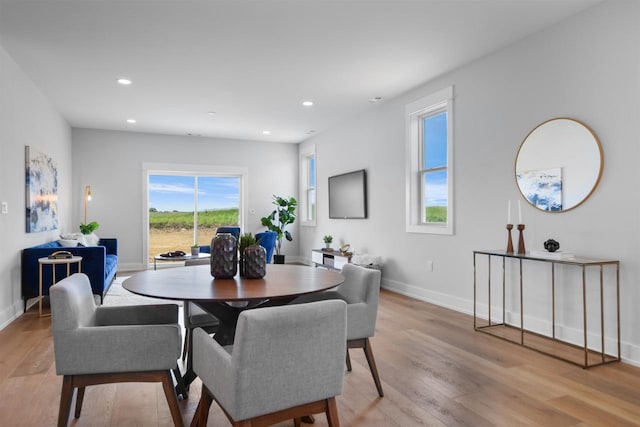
[311,249,351,271]
[473,250,620,368]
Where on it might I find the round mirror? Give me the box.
[515,118,603,212]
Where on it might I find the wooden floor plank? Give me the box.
[547,395,640,427]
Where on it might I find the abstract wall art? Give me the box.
[516,167,562,212]
[25,146,58,232]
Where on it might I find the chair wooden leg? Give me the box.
[161,370,184,427]
[294,417,302,427]
[74,386,85,418]
[182,331,188,361]
[362,338,384,397]
[173,367,188,399]
[345,349,352,372]
[191,385,214,427]
[325,397,341,427]
[58,376,74,427]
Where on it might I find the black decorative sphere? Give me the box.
[544,239,560,253]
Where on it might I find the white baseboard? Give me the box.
[381,277,640,367]
[0,300,24,331]
[382,277,474,315]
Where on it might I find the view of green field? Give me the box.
[148,208,238,261]
[426,206,447,223]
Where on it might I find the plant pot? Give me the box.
[273,254,285,264]
[191,247,199,256]
[244,245,266,278]
[210,233,238,278]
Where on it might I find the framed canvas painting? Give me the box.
[25,146,59,232]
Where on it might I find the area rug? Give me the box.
[102,275,182,307]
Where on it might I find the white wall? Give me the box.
[71,129,299,271]
[299,0,640,364]
[0,44,72,328]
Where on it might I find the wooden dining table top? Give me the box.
[123,263,344,302]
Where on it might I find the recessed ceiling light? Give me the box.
[207,111,216,116]
[262,130,271,135]
[117,78,132,85]
[302,100,314,107]
[369,96,382,103]
[126,118,136,123]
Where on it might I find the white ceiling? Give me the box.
[0,0,600,143]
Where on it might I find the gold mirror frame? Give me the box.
[515,118,603,213]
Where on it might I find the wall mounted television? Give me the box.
[328,169,367,219]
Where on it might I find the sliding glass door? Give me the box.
[148,174,240,261]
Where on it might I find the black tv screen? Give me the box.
[329,169,367,219]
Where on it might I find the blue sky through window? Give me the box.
[309,156,316,187]
[423,112,447,169]
[424,170,448,206]
[422,111,448,207]
[149,175,239,212]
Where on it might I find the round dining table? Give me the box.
[123,263,344,387]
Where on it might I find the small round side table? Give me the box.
[37,256,82,317]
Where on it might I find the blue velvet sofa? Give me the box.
[22,239,118,308]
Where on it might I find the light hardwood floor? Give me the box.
[2,289,640,426]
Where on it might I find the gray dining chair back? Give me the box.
[50,273,184,427]
[292,263,384,397]
[191,300,347,426]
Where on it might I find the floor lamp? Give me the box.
[83,185,91,224]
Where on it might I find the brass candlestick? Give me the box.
[506,224,514,253]
[517,224,526,255]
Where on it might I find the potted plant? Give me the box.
[323,235,333,250]
[79,221,99,235]
[190,244,200,256]
[260,195,297,264]
[79,221,100,246]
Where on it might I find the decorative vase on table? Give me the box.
[210,233,237,278]
[243,245,266,278]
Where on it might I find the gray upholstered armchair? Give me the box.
[49,273,184,427]
[191,300,347,426]
[292,263,384,397]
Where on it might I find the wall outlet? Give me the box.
[427,260,433,272]
[1,202,7,214]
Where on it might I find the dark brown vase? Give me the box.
[243,245,266,278]
[273,254,285,264]
[210,233,237,278]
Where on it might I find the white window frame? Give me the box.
[405,86,454,235]
[299,144,316,227]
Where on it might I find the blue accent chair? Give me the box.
[199,226,241,253]
[216,226,241,240]
[255,231,277,264]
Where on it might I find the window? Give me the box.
[143,163,247,264]
[406,86,454,234]
[300,145,316,226]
